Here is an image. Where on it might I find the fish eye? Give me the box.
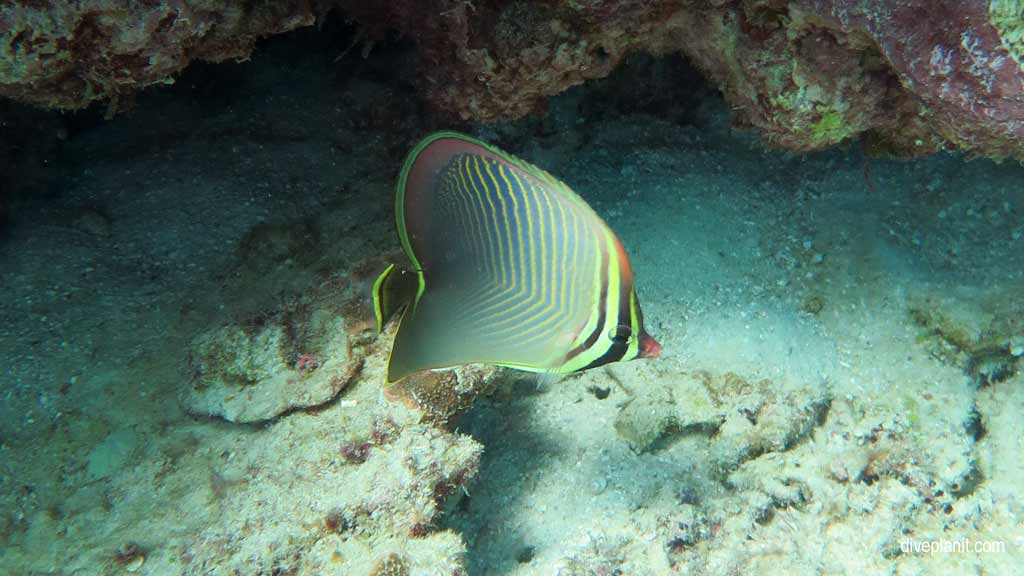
[608,325,632,343]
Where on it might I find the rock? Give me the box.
[338,423,483,538]
[339,0,1024,159]
[4,1,1023,158]
[613,373,697,452]
[0,1,315,110]
[613,368,831,474]
[384,363,506,428]
[1010,337,1024,357]
[975,373,1024,500]
[369,553,409,576]
[182,306,361,423]
[72,208,111,238]
[908,286,1024,385]
[175,366,481,575]
[85,429,139,482]
[115,543,146,573]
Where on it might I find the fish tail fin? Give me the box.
[371,263,419,333]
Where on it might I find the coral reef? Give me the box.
[3,26,1023,574]
[183,289,364,424]
[338,0,1024,158]
[164,383,480,574]
[369,553,410,576]
[0,1,316,112]
[544,343,980,573]
[613,368,831,475]
[336,422,482,540]
[384,363,507,428]
[171,208,495,571]
[180,212,401,423]
[173,343,486,575]
[4,1,1023,157]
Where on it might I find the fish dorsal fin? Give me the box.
[385,132,641,385]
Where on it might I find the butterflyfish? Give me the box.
[373,131,661,385]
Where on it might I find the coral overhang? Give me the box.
[2,0,1023,159]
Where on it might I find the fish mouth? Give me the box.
[638,331,662,359]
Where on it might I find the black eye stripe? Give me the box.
[582,274,635,371]
[609,324,632,342]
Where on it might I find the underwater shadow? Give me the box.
[443,378,568,574]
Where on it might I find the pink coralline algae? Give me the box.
[338,0,1024,159]
[795,0,1024,157]
[296,353,320,372]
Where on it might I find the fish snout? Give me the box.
[638,331,662,359]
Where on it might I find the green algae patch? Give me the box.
[811,108,850,146]
[991,0,1024,71]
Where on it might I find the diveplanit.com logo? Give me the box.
[899,537,1009,555]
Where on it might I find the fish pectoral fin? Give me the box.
[372,263,419,333]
